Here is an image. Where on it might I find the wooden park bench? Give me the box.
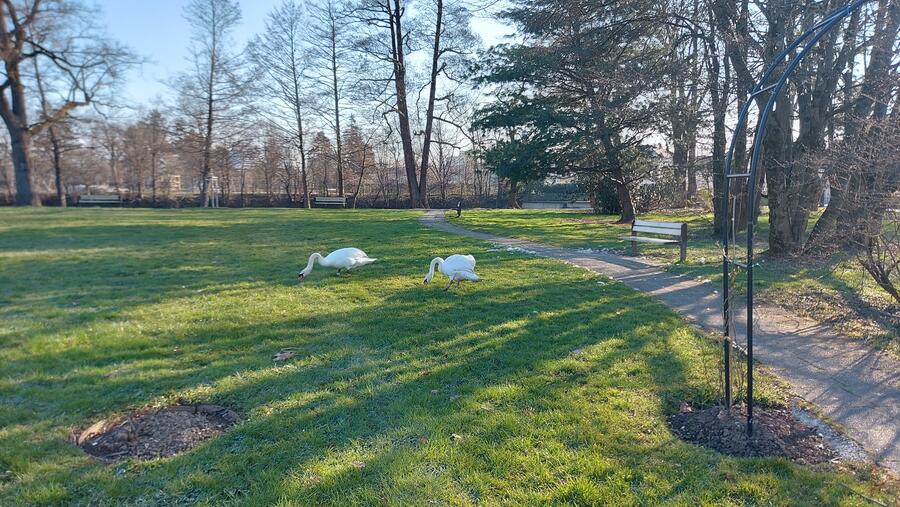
[619,219,688,262]
[314,196,346,208]
[77,194,122,207]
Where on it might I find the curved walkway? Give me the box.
[421,210,899,473]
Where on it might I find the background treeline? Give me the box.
[0,0,501,210]
[0,1,898,260]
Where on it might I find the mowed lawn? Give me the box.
[0,208,890,505]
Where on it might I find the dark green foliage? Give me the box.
[473,0,672,220]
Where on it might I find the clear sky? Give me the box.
[94,0,514,106]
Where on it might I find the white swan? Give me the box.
[298,247,377,280]
[424,254,480,290]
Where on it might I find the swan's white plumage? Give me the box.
[299,247,377,279]
[424,254,480,288]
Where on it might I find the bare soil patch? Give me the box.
[668,404,836,465]
[73,404,239,461]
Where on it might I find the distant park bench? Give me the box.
[521,200,591,209]
[314,196,346,208]
[619,219,688,262]
[77,194,122,207]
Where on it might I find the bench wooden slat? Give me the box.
[314,196,346,207]
[632,225,683,236]
[618,235,679,244]
[634,219,684,229]
[79,195,121,206]
[620,218,688,262]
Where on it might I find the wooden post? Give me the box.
[679,223,688,262]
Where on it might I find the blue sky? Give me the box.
[95,0,513,106]
[97,0,278,104]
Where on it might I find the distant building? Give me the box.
[163,175,182,194]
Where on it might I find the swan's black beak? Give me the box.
[423,278,428,284]
[297,272,305,281]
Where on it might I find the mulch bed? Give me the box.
[668,404,836,465]
[73,404,239,461]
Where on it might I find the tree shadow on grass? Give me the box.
[5,280,858,505]
[2,275,700,499]
[0,210,875,505]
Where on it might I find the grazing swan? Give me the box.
[298,248,377,280]
[424,254,480,290]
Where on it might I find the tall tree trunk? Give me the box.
[108,142,121,195]
[9,128,38,205]
[0,65,40,206]
[764,81,804,254]
[507,179,520,208]
[672,133,688,205]
[351,149,367,209]
[417,0,443,208]
[611,168,636,223]
[1,152,13,199]
[670,70,688,205]
[199,24,218,209]
[712,0,759,232]
[597,124,635,223]
[49,129,65,206]
[808,0,900,248]
[709,44,728,236]
[389,0,421,208]
[299,147,310,208]
[293,72,311,209]
[686,153,698,198]
[330,15,344,197]
[239,168,246,207]
[136,162,144,199]
[200,96,214,208]
[150,151,157,204]
[33,61,66,207]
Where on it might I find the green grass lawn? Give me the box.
[0,208,893,505]
[454,209,898,354]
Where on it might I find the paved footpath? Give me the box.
[421,210,899,473]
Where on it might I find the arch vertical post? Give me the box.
[721,0,870,435]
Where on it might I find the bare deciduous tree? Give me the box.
[350,0,423,207]
[306,0,349,198]
[92,118,123,194]
[350,0,476,208]
[174,0,243,207]
[0,0,135,205]
[248,0,313,207]
[122,110,168,202]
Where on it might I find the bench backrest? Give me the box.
[632,219,686,238]
[80,195,120,202]
[315,196,346,202]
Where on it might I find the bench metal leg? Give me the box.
[679,224,688,263]
[631,240,638,257]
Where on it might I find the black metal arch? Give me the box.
[721,0,872,435]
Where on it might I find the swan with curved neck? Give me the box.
[298,247,377,280]
[424,254,479,290]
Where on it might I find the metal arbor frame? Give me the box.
[721,0,871,435]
